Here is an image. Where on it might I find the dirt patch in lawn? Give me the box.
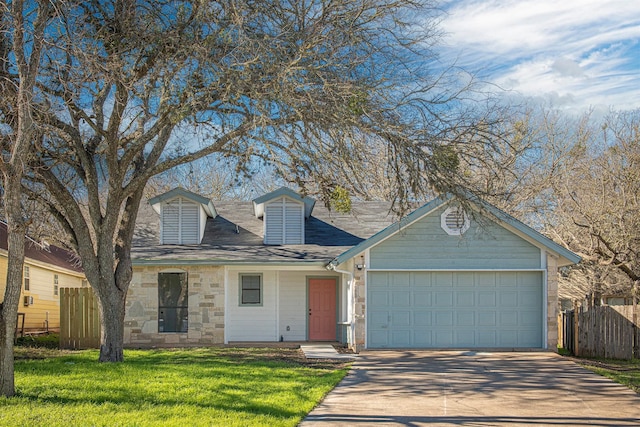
[222,347,352,370]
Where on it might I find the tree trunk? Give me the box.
[0,316,16,397]
[0,180,28,396]
[95,281,127,362]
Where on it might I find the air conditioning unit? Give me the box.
[23,296,33,306]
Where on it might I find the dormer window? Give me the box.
[264,197,304,244]
[252,187,315,245]
[161,197,200,244]
[149,188,216,245]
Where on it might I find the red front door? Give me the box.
[308,278,337,341]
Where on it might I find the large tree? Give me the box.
[548,110,640,301]
[14,0,510,362]
[475,107,639,302]
[0,0,53,396]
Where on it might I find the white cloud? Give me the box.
[551,58,584,78]
[438,0,640,111]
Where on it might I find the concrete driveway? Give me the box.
[300,351,640,426]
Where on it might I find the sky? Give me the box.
[438,0,640,114]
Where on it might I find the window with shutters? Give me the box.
[161,197,200,244]
[263,197,304,245]
[239,274,262,306]
[440,206,470,236]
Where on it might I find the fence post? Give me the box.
[573,305,580,356]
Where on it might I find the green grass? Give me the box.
[2,347,349,427]
[576,358,640,394]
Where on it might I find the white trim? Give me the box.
[275,270,280,341]
[543,267,548,350]
[199,204,208,243]
[366,268,546,272]
[328,264,354,347]
[133,260,328,268]
[224,265,328,272]
[223,266,229,344]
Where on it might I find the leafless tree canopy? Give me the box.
[550,111,639,300]
[475,107,640,302]
[1,0,515,362]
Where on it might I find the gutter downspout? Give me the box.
[327,263,355,350]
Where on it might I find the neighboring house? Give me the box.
[126,187,580,352]
[0,221,85,332]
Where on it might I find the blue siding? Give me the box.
[369,206,541,270]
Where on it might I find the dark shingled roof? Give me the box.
[0,221,83,273]
[132,200,396,264]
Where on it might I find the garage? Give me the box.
[367,270,544,349]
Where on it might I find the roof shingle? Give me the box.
[132,199,395,264]
[0,221,83,273]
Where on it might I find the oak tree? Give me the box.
[12,0,510,362]
[0,0,54,396]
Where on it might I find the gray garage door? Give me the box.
[367,271,543,348]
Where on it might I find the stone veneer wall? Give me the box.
[546,253,559,351]
[352,267,366,353]
[124,265,225,347]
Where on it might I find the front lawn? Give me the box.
[1,347,349,427]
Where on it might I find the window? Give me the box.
[53,274,59,296]
[440,206,470,236]
[158,272,188,332]
[239,274,262,306]
[24,266,30,291]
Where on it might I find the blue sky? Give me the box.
[439,0,640,114]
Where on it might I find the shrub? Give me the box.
[16,333,59,349]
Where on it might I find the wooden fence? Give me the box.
[559,305,639,360]
[60,288,101,349]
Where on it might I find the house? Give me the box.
[126,187,580,351]
[0,221,85,332]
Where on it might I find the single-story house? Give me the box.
[0,221,85,332]
[126,187,580,351]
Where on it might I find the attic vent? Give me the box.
[441,206,470,236]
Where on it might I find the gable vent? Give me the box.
[161,197,200,244]
[264,197,304,245]
[441,206,470,236]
